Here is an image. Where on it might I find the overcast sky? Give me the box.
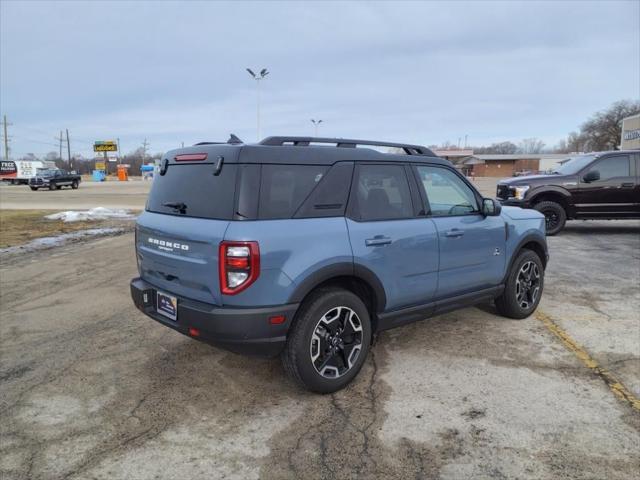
[1,0,639,158]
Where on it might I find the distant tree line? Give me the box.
[18,147,162,175]
[433,99,639,155]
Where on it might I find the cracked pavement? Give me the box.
[1,220,639,479]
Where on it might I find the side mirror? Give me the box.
[482,198,502,216]
[583,170,600,183]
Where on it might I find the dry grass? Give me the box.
[0,210,108,248]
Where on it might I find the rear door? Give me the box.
[574,154,637,217]
[412,164,506,299]
[136,159,238,305]
[346,163,439,311]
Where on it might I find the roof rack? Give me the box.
[259,136,434,156]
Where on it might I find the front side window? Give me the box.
[586,156,630,181]
[353,164,413,221]
[415,165,479,216]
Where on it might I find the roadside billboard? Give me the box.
[94,141,118,152]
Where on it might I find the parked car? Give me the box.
[29,168,81,190]
[497,150,640,235]
[130,136,548,393]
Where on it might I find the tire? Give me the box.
[56,185,62,190]
[495,249,544,319]
[282,287,372,393]
[49,183,56,191]
[71,180,79,189]
[534,200,566,236]
[30,186,38,191]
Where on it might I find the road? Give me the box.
[1,221,639,479]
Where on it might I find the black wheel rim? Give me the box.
[515,261,541,310]
[310,306,363,379]
[543,209,559,231]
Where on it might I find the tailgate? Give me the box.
[136,212,229,305]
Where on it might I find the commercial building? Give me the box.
[621,114,640,150]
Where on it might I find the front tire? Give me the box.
[495,249,544,319]
[534,200,566,236]
[282,287,372,393]
[49,183,56,191]
[71,180,79,189]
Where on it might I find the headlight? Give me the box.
[514,185,530,200]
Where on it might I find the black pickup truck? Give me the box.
[497,150,640,235]
[29,168,81,191]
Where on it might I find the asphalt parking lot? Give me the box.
[0,181,639,479]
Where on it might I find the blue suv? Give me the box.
[131,136,548,393]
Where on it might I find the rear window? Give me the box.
[146,163,237,219]
[259,164,328,219]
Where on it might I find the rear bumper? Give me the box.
[130,277,299,357]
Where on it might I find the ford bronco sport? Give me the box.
[497,150,640,235]
[131,136,548,393]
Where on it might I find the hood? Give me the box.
[501,205,544,220]
[498,173,575,187]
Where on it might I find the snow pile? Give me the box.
[0,228,124,255]
[45,207,135,222]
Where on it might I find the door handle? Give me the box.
[365,236,392,247]
[444,229,465,238]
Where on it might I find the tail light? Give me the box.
[219,241,260,295]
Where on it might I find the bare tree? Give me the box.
[578,100,640,151]
[518,138,545,154]
[474,141,518,154]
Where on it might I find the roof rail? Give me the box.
[259,136,434,156]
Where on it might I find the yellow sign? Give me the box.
[94,141,118,152]
[95,162,106,170]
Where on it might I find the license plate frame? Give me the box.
[156,291,178,321]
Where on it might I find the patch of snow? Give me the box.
[45,207,135,222]
[0,228,124,256]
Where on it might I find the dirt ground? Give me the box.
[1,218,639,479]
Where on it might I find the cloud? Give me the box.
[1,0,638,156]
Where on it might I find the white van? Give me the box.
[0,160,55,184]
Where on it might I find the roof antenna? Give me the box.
[227,134,243,145]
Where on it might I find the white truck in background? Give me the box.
[1,160,56,185]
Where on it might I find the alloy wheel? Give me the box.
[515,260,541,310]
[310,306,363,379]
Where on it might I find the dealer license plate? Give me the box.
[156,291,178,321]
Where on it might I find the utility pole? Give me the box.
[66,129,72,170]
[141,138,149,165]
[246,68,269,141]
[56,130,64,163]
[117,138,122,164]
[2,115,11,161]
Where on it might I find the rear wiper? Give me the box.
[162,202,187,213]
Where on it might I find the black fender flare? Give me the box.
[288,262,387,313]
[502,233,549,284]
[528,185,572,205]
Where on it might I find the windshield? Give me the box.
[37,169,59,177]
[552,155,596,175]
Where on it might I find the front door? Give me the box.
[574,154,637,217]
[346,163,439,312]
[412,164,506,299]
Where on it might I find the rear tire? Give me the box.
[534,200,566,235]
[495,249,544,319]
[71,180,79,189]
[49,183,56,191]
[30,186,38,191]
[282,287,372,393]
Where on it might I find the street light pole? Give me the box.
[246,68,269,141]
[311,119,323,137]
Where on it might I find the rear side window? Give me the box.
[259,164,327,219]
[147,163,237,219]
[352,164,413,221]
